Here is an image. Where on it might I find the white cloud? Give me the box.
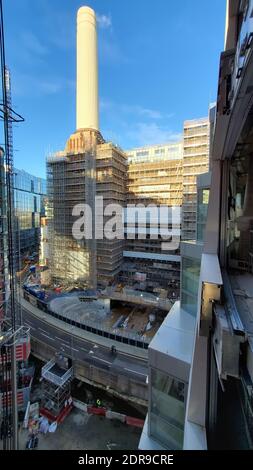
[97,14,112,29]
[126,122,182,147]
[99,39,128,65]
[101,99,174,121]
[100,99,179,147]
[21,31,48,56]
[12,74,73,97]
[121,104,162,119]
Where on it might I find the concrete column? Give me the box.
[76,6,99,131]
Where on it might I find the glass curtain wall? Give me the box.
[150,367,186,449]
[14,169,46,265]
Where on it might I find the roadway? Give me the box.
[20,302,148,385]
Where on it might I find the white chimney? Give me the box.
[76,6,99,131]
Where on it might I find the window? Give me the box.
[181,256,201,316]
[136,150,149,157]
[154,148,165,155]
[197,188,209,242]
[150,368,186,449]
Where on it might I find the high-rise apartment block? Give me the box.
[182,118,210,240]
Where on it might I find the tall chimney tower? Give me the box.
[76,6,99,131]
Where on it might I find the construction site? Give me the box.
[0,3,212,451]
[47,133,127,289]
[22,262,169,351]
[44,7,212,341]
[44,4,180,335]
[121,142,183,294]
[0,1,215,452]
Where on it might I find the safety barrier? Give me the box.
[73,399,144,429]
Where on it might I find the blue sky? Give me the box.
[4,0,226,178]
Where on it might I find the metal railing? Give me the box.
[41,359,73,387]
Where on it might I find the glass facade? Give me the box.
[181,256,201,316]
[150,367,186,449]
[14,169,46,263]
[197,188,210,242]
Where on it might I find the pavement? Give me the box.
[20,297,148,384]
[18,408,142,450]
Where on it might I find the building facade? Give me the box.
[182,118,210,241]
[140,0,253,450]
[122,143,183,294]
[123,134,210,296]
[47,134,127,288]
[13,169,46,268]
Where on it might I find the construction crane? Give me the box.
[0,0,24,450]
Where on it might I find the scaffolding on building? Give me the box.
[84,132,97,289]
[40,354,73,422]
[125,144,183,290]
[47,131,127,289]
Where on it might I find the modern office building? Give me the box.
[140,0,253,450]
[13,169,46,267]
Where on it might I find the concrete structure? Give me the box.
[20,292,148,406]
[140,0,253,450]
